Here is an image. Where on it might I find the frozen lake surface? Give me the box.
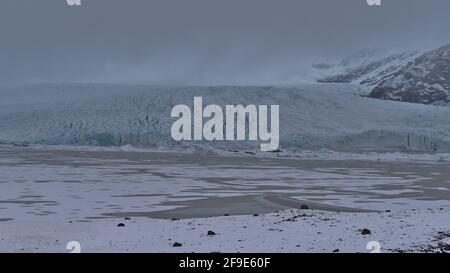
[1,146,450,222]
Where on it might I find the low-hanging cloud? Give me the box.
[1,0,450,85]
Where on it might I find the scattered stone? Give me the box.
[207,230,216,236]
[124,217,131,220]
[224,214,230,216]
[173,242,182,247]
[361,228,371,235]
[300,205,309,210]
[253,214,259,217]
[117,223,125,227]
[385,210,391,213]
[332,249,340,253]
[171,218,179,221]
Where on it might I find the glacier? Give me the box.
[1,83,450,152]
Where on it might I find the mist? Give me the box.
[1,0,450,85]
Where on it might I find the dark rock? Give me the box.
[207,230,216,236]
[253,214,259,217]
[173,242,182,247]
[124,217,131,220]
[361,228,372,235]
[369,45,450,106]
[224,214,230,216]
[300,205,309,210]
[117,223,125,227]
[385,210,391,213]
[332,249,340,253]
[171,218,179,221]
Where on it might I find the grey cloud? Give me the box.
[1,0,450,84]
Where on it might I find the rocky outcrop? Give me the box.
[369,45,450,105]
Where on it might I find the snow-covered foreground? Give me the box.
[2,83,450,152]
[0,146,449,253]
[1,208,449,253]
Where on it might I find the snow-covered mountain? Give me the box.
[316,49,420,87]
[1,83,450,152]
[318,44,450,106]
[369,45,450,105]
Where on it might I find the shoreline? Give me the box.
[100,194,372,220]
[2,143,450,163]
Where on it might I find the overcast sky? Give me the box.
[1,0,450,85]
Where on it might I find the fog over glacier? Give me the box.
[1,0,450,85]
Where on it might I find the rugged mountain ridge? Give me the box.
[369,45,450,105]
[318,50,418,87]
[318,44,450,106]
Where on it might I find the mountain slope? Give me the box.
[316,49,419,87]
[369,45,450,105]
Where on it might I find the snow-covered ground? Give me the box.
[1,208,449,253]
